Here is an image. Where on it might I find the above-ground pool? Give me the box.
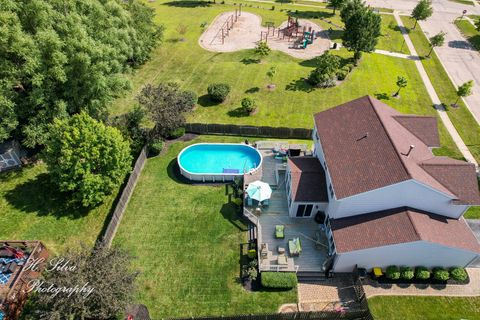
[178,143,262,182]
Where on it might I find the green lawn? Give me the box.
[448,0,475,5]
[113,135,298,318]
[455,19,480,51]
[401,16,480,164]
[377,14,409,55]
[369,296,480,320]
[0,164,116,254]
[111,0,410,123]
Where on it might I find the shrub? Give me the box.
[450,267,468,282]
[167,127,185,139]
[254,41,271,57]
[386,266,400,280]
[415,266,431,280]
[308,51,340,88]
[433,267,450,281]
[336,69,348,81]
[148,139,164,156]
[241,97,256,114]
[345,63,355,72]
[400,266,414,280]
[184,90,198,106]
[247,249,257,259]
[207,83,231,103]
[272,5,275,10]
[261,272,297,289]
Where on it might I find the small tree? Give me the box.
[241,97,256,114]
[177,23,188,41]
[394,76,408,97]
[25,244,137,319]
[428,31,445,57]
[255,41,271,58]
[138,82,196,137]
[411,0,433,29]
[328,0,346,14]
[308,51,341,87]
[342,6,381,63]
[207,83,231,102]
[454,80,474,106]
[266,66,277,86]
[44,113,132,208]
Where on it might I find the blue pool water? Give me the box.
[178,143,262,174]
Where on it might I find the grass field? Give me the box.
[109,0,463,160]
[111,0,414,124]
[113,135,298,318]
[448,0,475,5]
[369,295,480,320]
[455,19,480,51]
[0,164,116,254]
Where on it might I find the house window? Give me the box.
[296,204,314,217]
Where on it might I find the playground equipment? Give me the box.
[211,5,242,45]
[258,16,316,50]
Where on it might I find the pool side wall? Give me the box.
[178,143,263,183]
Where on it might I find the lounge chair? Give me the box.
[275,225,285,239]
[262,199,270,207]
[288,238,302,256]
[0,262,17,274]
[0,249,14,258]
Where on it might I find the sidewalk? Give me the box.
[394,12,478,166]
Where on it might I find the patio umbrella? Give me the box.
[246,181,272,202]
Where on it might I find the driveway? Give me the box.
[420,13,480,123]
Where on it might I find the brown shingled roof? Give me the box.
[331,207,480,253]
[288,157,328,202]
[421,157,480,205]
[313,96,479,202]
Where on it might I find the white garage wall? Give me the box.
[333,241,478,272]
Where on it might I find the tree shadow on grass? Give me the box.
[163,0,212,7]
[374,92,390,101]
[4,172,90,219]
[227,107,249,117]
[285,78,314,92]
[245,87,260,94]
[198,94,219,107]
[289,11,334,20]
[240,58,261,65]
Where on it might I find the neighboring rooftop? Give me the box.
[330,207,480,254]
[313,95,480,204]
[288,156,328,202]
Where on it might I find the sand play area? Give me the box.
[199,11,332,59]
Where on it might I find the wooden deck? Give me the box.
[245,143,329,272]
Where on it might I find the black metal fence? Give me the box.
[102,146,148,247]
[185,123,313,139]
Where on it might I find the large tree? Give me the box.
[138,83,197,138]
[328,0,346,14]
[308,51,341,87]
[340,0,365,24]
[341,6,381,63]
[43,113,132,208]
[411,0,433,29]
[23,244,137,320]
[0,0,163,147]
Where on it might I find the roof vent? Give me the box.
[356,132,369,141]
[403,145,415,157]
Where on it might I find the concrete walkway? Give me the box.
[374,49,420,60]
[364,268,480,297]
[394,12,478,166]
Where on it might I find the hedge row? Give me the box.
[385,266,468,282]
[261,272,297,289]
